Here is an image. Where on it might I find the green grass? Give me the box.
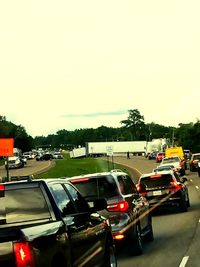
[35,153,128,179]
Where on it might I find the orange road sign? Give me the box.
[0,138,14,156]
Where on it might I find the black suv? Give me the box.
[67,170,154,255]
[137,170,190,212]
[0,176,117,267]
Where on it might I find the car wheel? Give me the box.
[103,241,117,267]
[145,220,154,242]
[130,224,143,255]
[179,196,188,212]
[187,194,190,207]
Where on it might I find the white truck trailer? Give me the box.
[86,141,147,156]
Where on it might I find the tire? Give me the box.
[103,241,117,267]
[131,224,143,256]
[145,222,154,242]
[187,193,190,207]
[179,196,188,212]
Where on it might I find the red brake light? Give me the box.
[14,242,35,267]
[0,184,5,191]
[107,201,129,212]
[150,174,161,178]
[70,177,90,183]
[169,181,181,192]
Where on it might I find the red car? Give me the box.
[156,152,165,163]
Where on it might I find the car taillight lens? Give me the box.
[107,201,129,212]
[136,184,147,196]
[14,242,35,267]
[169,181,181,192]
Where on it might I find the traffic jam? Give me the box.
[0,143,200,267]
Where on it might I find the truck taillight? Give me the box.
[107,201,129,212]
[14,242,35,267]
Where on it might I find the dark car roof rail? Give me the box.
[0,175,34,183]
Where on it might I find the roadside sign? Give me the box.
[0,138,14,156]
[106,146,113,156]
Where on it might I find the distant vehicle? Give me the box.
[67,170,154,255]
[160,156,186,176]
[153,165,176,173]
[156,152,165,163]
[4,156,25,169]
[0,177,117,267]
[23,151,35,159]
[36,153,53,161]
[136,171,190,212]
[53,152,64,159]
[148,151,158,160]
[189,153,200,172]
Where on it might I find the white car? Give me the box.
[160,156,185,176]
[53,152,64,159]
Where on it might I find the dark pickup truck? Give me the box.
[0,177,117,267]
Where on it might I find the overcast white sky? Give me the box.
[0,0,199,137]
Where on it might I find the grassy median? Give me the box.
[35,153,128,179]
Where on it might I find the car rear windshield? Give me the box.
[163,157,179,163]
[71,175,119,199]
[140,174,174,189]
[0,184,52,225]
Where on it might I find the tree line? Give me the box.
[0,109,199,153]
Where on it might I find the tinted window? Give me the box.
[71,175,118,199]
[0,186,51,225]
[117,175,137,194]
[65,183,89,213]
[50,183,76,215]
[140,174,174,189]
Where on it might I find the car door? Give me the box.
[50,182,94,266]
[118,175,149,230]
[64,182,106,267]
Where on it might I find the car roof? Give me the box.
[67,170,128,181]
[140,170,174,179]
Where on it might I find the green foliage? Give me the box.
[120,109,146,141]
[35,153,126,179]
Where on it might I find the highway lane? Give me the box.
[113,156,200,267]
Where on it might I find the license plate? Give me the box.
[153,190,162,196]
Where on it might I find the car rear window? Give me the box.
[0,184,51,225]
[163,157,179,163]
[193,155,200,160]
[139,174,174,189]
[71,175,119,199]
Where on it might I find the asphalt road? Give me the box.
[0,158,55,178]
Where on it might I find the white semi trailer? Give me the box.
[86,141,147,156]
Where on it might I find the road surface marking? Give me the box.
[179,256,189,267]
[199,218,200,223]
[190,179,193,182]
[195,186,199,189]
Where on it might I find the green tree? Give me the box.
[120,109,146,140]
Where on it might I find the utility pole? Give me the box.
[172,127,175,147]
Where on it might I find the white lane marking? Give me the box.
[195,186,199,189]
[179,256,189,267]
[199,218,200,223]
[190,179,193,182]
